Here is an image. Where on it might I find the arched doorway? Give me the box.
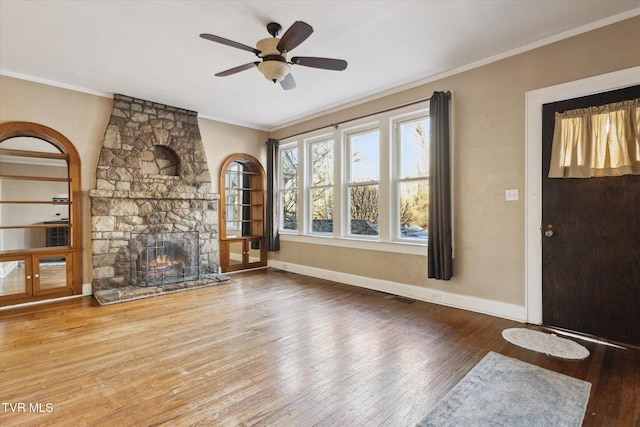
[0,122,83,306]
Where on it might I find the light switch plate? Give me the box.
[505,189,519,201]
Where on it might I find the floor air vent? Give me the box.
[392,296,416,304]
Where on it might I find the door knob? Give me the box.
[544,224,554,238]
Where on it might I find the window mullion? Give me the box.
[333,127,343,237]
[299,140,308,235]
[378,122,391,242]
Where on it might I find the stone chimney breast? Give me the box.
[89,94,219,292]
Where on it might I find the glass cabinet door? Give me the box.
[227,240,245,270]
[0,256,32,299]
[246,238,265,268]
[0,252,72,302]
[33,253,71,296]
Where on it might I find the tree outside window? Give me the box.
[277,104,430,246]
[309,139,334,233]
[397,116,429,240]
[280,146,298,231]
[347,129,380,236]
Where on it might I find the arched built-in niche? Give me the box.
[0,122,83,306]
[141,145,180,176]
[219,153,266,272]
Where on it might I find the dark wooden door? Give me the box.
[542,86,640,346]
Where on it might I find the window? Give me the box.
[279,145,298,231]
[278,102,431,253]
[549,98,640,178]
[346,128,380,237]
[309,138,334,233]
[396,115,430,241]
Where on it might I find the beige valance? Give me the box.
[549,98,640,178]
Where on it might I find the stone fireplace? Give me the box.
[89,94,220,303]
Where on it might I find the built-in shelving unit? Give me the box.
[219,153,266,272]
[0,122,83,306]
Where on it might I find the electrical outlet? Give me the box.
[505,189,519,201]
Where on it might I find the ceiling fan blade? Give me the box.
[280,73,296,90]
[291,57,348,71]
[277,21,313,53]
[200,33,261,56]
[215,62,259,77]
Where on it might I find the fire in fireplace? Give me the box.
[130,232,199,286]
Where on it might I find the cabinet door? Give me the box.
[246,238,266,269]
[222,239,245,272]
[0,255,33,300]
[221,238,267,272]
[0,252,73,304]
[33,253,72,296]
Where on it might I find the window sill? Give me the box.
[278,233,427,256]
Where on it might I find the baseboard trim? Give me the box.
[268,260,526,322]
[83,283,92,295]
[0,283,93,311]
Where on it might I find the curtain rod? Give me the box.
[276,94,440,141]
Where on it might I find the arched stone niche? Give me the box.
[141,145,179,176]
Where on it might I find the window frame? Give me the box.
[344,124,381,240]
[392,110,431,244]
[278,142,299,232]
[306,135,335,236]
[277,101,433,256]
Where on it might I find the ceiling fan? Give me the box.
[200,21,348,90]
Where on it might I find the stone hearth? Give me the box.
[89,94,220,303]
[93,274,230,305]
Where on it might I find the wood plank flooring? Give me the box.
[1,269,638,426]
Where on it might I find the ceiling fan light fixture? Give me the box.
[202,21,346,89]
[257,60,291,83]
[256,37,290,83]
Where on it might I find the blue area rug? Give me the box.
[417,352,591,427]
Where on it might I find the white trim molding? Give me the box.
[524,66,640,325]
[269,260,526,322]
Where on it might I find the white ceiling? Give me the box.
[1,1,639,130]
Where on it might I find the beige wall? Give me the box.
[0,76,268,284]
[198,118,268,192]
[268,16,640,306]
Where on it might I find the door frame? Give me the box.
[524,66,640,324]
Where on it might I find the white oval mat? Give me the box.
[502,328,590,359]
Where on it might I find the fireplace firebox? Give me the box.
[130,232,200,287]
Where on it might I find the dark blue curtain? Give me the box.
[428,91,452,280]
[266,138,280,251]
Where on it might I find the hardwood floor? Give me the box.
[1,269,638,426]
